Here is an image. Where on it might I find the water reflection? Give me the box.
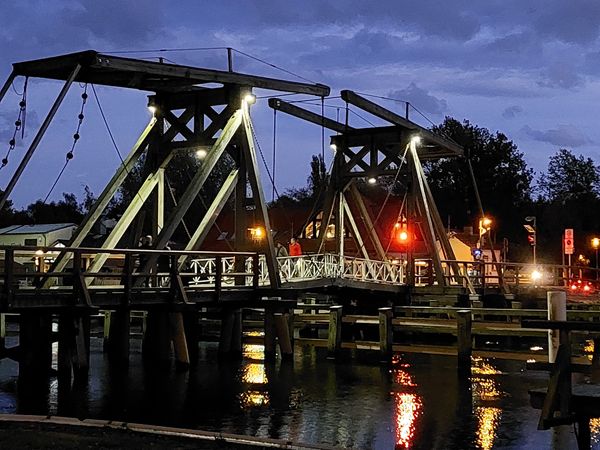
[239,340,269,409]
[471,357,504,450]
[391,356,421,449]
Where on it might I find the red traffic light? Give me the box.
[398,230,409,242]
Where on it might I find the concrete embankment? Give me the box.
[0,414,341,450]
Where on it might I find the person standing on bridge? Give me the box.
[276,242,289,258]
[289,237,302,257]
[289,237,303,278]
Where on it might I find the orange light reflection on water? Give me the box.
[392,357,421,449]
[394,392,422,450]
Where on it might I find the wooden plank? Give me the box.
[13,51,331,96]
[340,90,463,157]
[268,98,350,133]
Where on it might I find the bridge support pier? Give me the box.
[142,310,171,369]
[456,310,472,372]
[57,313,91,385]
[274,313,293,361]
[0,313,5,350]
[219,308,242,359]
[18,313,53,380]
[264,310,293,361]
[379,307,394,363]
[169,312,190,370]
[183,311,199,367]
[105,310,130,366]
[327,305,343,359]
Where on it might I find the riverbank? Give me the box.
[0,414,338,450]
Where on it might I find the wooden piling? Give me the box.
[169,312,190,370]
[327,305,343,359]
[218,309,234,357]
[274,313,293,360]
[231,309,243,358]
[0,313,5,350]
[379,307,393,362]
[19,313,52,379]
[183,311,199,366]
[142,311,171,368]
[456,310,472,370]
[107,310,130,365]
[264,311,276,362]
[548,291,566,363]
[57,313,90,384]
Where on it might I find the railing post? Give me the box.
[123,254,133,307]
[327,305,343,359]
[252,254,259,288]
[379,307,393,362]
[2,248,14,310]
[215,255,222,301]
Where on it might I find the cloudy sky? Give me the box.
[0,0,599,207]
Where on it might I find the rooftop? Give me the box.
[0,223,77,235]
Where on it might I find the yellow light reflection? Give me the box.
[585,339,594,362]
[590,418,600,444]
[239,390,270,408]
[394,393,422,449]
[242,363,268,385]
[472,377,502,401]
[471,357,502,376]
[243,344,265,361]
[475,406,502,450]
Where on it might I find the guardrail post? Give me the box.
[2,248,14,310]
[327,305,343,359]
[548,291,566,363]
[215,256,222,301]
[457,310,472,371]
[379,307,393,362]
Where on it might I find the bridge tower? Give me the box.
[0,51,329,373]
[270,90,468,292]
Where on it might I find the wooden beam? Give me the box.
[349,184,386,261]
[411,141,445,286]
[141,108,242,276]
[343,192,369,260]
[340,90,463,156]
[0,70,17,106]
[47,118,157,282]
[86,168,166,282]
[178,168,239,269]
[268,98,351,133]
[241,103,281,288]
[13,51,331,96]
[0,64,81,211]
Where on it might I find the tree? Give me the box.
[538,148,600,203]
[535,149,600,263]
[426,118,534,239]
[271,154,328,208]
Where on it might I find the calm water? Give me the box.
[0,333,597,449]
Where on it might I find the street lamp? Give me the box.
[592,237,600,280]
[524,216,536,266]
[478,217,492,248]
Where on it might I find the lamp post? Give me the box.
[592,237,600,281]
[524,216,536,266]
[478,217,492,248]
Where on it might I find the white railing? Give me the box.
[188,253,406,287]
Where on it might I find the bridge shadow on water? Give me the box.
[0,334,595,449]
